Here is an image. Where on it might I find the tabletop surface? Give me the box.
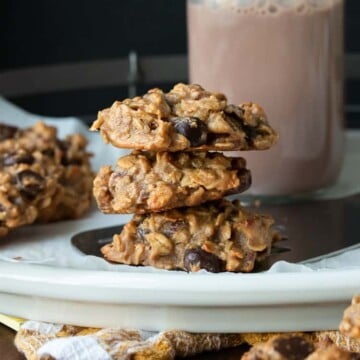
[0,325,24,360]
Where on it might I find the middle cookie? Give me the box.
[94,151,251,214]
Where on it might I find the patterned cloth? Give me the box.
[14,321,360,360]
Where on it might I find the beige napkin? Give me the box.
[15,324,251,360]
[13,324,360,360]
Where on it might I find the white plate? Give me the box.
[0,103,359,333]
[0,261,359,332]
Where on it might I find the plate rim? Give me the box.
[0,261,359,306]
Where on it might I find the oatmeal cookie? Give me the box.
[90,83,278,152]
[94,151,251,214]
[307,343,360,360]
[339,295,360,340]
[101,199,275,273]
[241,334,315,359]
[0,122,93,236]
[241,334,359,360]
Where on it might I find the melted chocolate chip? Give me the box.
[42,148,55,157]
[273,336,314,360]
[0,124,18,141]
[224,105,260,144]
[161,220,186,238]
[206,132,226,146]
[223,105,246,133]
[57,140,68,152]
[3,153,35,166]
[56,140,75,165]
[15,170,45,199]
[230,157,246,169]
[61,156,83,166]
[224,105,245,119]
[226,168,252,195]
[149,121,158,130]
[184,247,224,273]
[171,117,208,147]
[242,125,260,145]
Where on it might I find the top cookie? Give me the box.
[90,83,278,152]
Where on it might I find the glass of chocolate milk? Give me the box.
[188,0,344,198]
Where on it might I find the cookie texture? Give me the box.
[93,151,251,214]
[0,121,93,236]
[101,199,275,273]
[340,295,360,340]
[307,343,360,360]
[90,83,278,152]
[241,334,315,359]
[241,334,360,360]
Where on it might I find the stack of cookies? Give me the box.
[91,83,278,273]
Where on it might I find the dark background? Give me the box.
[1,0,359,126]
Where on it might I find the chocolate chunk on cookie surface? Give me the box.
[101,199,276,273]
[93,151,251,214]
[91,83,278,152]
[242,334,360,360]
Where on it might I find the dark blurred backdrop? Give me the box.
[0,0,359,127]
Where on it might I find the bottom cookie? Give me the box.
[101,199,276,273]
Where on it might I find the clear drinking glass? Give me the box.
[187,0,344,198]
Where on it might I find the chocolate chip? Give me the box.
[56,140,72,165]
[57,140,68,152]
[162,220,186,238]
[207,152,219,159]
[15,170,45,199]
[3,153,35,166]
[171,117,208,147]
[42,148,55,157]
[149,121,158,130]
[242,125,260,144]
[224,105,259,143]
[224,104,244,119]
[226,168,252,195]
[61,156,83,166]
[241,172,251,189]
[0,124,18,141]
[231,157,246,169]
[273,336,314,360]
[184,247,224,273]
